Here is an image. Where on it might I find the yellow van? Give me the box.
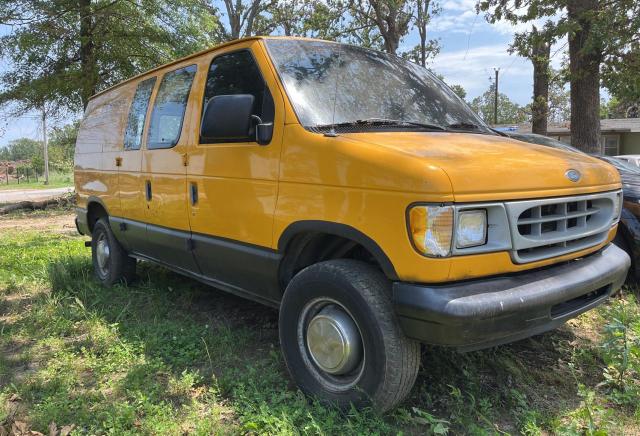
[74,37,630,411]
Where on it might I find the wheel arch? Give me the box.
[277,221,399,290]
[86,196,110,234]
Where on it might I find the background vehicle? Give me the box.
[503,131,640,280]
[75,37,629,412]
[615,155,640,168]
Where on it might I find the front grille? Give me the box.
[506,191,621,263]
[517,199,598,236]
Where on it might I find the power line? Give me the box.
[500,55,519,77]
[463,11,480,61]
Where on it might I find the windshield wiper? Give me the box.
[447,122,483,130]
[315,118,447,133]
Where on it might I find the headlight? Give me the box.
[408,205,453,257]
[613,191,623,224]
[456,210,487,248]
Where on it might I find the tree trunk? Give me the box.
[416,0,430,67]
[0,199,62,215]
[382,20,400,54]
[531,38,550,135]
[368,0,404,55]
[223,0,241,39]
[79,0,97,110]
[567,0,602,154]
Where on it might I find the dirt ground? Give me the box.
[0,210,76,234]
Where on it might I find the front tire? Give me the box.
[91,217,136,286]
[279,259,420,412]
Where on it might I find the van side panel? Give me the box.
[75,84,132,217]
[272,124,619,285]
[139,61,200,273]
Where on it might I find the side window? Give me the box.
[201,50,274,143]
[124,77,156,150]
[147,64,197,149]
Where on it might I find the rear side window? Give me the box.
[124,77,156,150]
[147,64,197,149]
[201,50,274,143]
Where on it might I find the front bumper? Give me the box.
[75,207,89,236]
[393,243,630,351]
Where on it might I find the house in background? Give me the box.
[495,118,640,156]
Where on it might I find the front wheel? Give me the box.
[91,217,136,286]
[278,259,420,412]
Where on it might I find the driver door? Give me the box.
[186,41,285,300]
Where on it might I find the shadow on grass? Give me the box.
[1,246,632,434]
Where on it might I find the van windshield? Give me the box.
[264,39,492,134]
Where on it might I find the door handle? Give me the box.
[190,182,198,206]
[145,180,152,201]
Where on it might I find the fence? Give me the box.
[3,166,41,185]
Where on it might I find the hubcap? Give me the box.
[96,233,110,275]
[306,305,362,375]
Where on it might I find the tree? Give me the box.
[566,0,601,153]
[0,0,216,113]
[350,0,413,54]
[449,84,467,100]
[269,0,353,40]
[477,0,640,154]
[470,84,527,125]
[401,41,440,67]
[213,0,277,41]
[547,75,571,122]
[512,26,554,134]
[47,121,79,171]
[0,138,41,162]
[412,0,440,67]
[602,45,640,116]
[432,73,467,100]
[270,0,316,36]
[600,97,631,119]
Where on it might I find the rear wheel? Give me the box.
[278,259,420,412]
[91,217,136,286]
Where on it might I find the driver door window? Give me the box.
[200,50,274,143]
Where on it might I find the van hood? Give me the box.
[344,131,621,201]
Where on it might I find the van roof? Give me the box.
[89,36,337,101]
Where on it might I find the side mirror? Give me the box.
[251,115,273,146]
[200,94,254,142]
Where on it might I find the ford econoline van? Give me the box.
[74,37,630,412]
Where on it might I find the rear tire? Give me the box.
[278,259,420,412]
[91,217,136,286]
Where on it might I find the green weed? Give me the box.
[1,228,640,434]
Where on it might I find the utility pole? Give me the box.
[494,68,499,125]
[41,107,49,185]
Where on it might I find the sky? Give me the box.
[0,0,566,147]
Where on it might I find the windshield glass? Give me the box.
[264,38,491,133]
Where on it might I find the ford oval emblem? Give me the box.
[565,169,581,182]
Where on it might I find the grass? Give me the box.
[1,211,639,434]
[0,171,73,190]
